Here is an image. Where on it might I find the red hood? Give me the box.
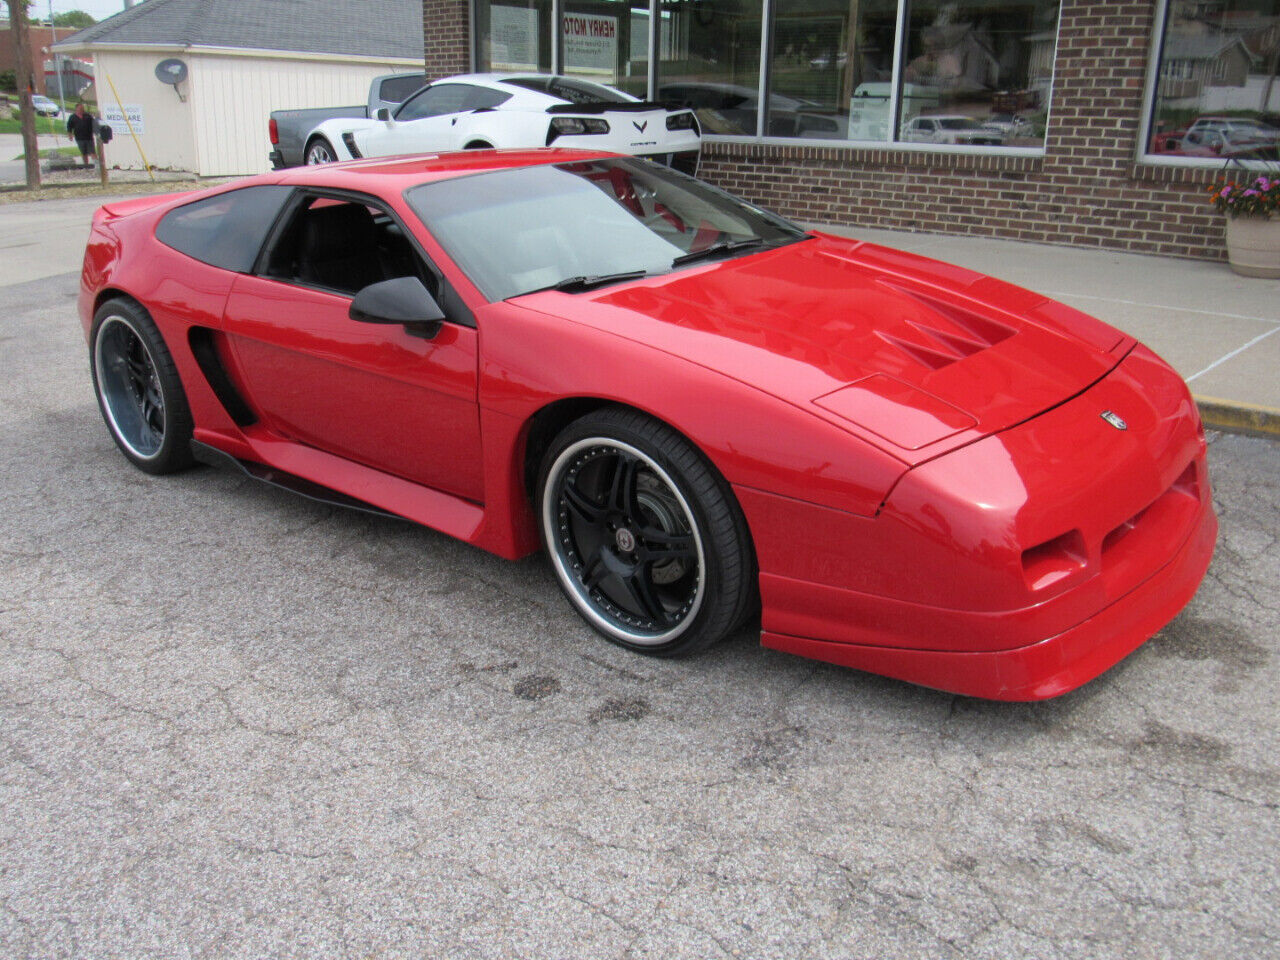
[514,233,1133,463]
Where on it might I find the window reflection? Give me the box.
[476,0,554,72]
[656,0,766,135]
[562,0,653,98]
[767,0,898,140]
[898,0,1058,147]
[1147,1,1280,161]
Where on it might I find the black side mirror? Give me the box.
[350,276,445,338]
[376,107,392,122]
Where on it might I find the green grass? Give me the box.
[0,114,67,136]
[9,146,80,161]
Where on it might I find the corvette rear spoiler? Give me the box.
[545,101,681,114]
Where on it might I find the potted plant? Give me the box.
[1209,170,1280,278]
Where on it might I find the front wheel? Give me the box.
[538,408,755,656]
[304,137,337,164]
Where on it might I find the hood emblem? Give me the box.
[1100,410,1128,431]
[633,120,648,133]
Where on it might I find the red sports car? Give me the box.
[80,150,1216,700]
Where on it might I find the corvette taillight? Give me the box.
[546,116,610,145]
[269,118,279,145]
[666,111,698,134]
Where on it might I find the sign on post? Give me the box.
[100,103,145,135]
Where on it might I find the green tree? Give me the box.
[52,10,95,28]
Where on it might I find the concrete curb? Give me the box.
[1195,396,1280,439]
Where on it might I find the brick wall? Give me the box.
[0,25,57,90]
[422,0,471,78]
[701,1,1226,261]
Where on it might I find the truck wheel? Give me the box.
[305,137,337,164]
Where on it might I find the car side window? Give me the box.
[155,185,293,272]
[395,83,476,122]
[466,87,513,110]
[259,195,438,300]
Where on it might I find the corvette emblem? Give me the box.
[633,120,648,133]
[1100,410,1128,430]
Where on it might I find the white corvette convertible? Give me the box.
[305,73,702,174]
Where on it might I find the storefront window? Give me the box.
[767,0,898,140]
[1147,0,1280,161]
[898,0,1058,147]
[476,0,555,72]
[655,0,765,136]
[472,0,1062,148]
[562,0,652,97]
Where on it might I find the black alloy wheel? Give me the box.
[90,298,193,475]
[539,408,755,656]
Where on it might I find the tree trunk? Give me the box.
[5,0,42,190]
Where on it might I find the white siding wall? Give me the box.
[92,50,199,173]
[189,53,419,176]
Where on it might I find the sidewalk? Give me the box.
[813,224,1280,437]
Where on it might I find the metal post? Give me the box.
[50,1,67,108]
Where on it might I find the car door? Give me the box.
[220,190,484,502]
[356,83,479,157]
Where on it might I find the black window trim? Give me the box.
[249,186,477,329]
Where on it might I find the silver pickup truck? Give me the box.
[268,72,426,168]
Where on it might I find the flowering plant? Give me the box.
[1208,172,1280,218]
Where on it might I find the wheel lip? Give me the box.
[542,436,707,647]
[93,313,165,462]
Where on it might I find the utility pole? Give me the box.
[5,0,43,189]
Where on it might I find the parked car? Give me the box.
[269,72,427,168]
[983,113,1034,137]
[305,74,701,174]
[902,114,1005,145]
[32,94,63,118]
[78,149,1215,701]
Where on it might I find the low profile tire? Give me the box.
[305,137,337,164]
[538,408,755,657]
[463,141,494,150]
[90,298,193,475]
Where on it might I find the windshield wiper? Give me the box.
[671,237,765,268]
[523,271,651,295]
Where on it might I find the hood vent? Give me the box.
[875,280,1017,371]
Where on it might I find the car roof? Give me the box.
[256,148,624,193]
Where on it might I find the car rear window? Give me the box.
[377,74,427,103]
[155,186,292,273]
[501,76,632,104]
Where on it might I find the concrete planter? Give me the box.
[1224,214,1280,279]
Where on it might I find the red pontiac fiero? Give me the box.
[80,150,1216,700]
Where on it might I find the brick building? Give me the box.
[0,22,57,93]
[420,0,1280,261]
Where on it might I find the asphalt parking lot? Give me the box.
[2,267,1278,957]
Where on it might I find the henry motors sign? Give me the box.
[562,13,617,74]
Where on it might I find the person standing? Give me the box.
[66,103,96,168]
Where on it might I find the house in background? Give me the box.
[52,0,425,176]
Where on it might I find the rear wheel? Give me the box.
[90,298,193,475]
[305,137,337,164]
[538,408,754,656]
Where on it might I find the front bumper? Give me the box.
[738,344,1216,700]
[759,499,1215,700]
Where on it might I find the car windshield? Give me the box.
[404,158,807,302]
[938,118,984,130]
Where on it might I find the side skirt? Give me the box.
[191,439,402,521]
